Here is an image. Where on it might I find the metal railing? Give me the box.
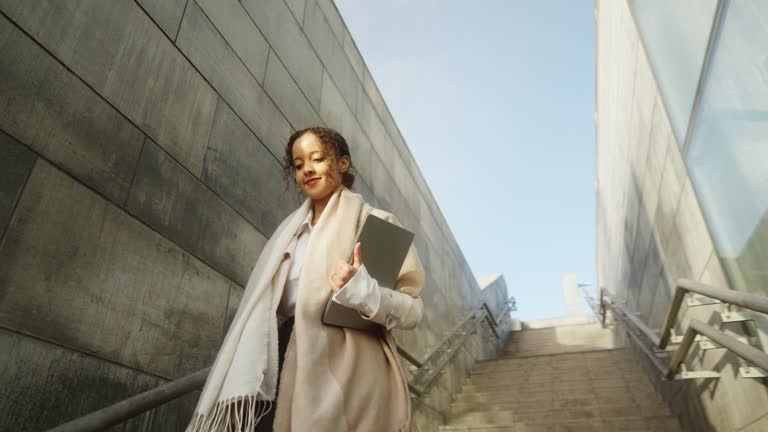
[408,298,515,397]
[47,369,211,432]
[47,297,515,432]
[595,279,768,381]
[657,278,768,349]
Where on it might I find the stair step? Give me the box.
[462,381,638,393]
[439,415,681,431]
[470,362,643,375]
[450,400,671,417]
[447,406,674,426]
[466,370,647,385]
[443,342,679,432]
[454,391,655,407]
[458,381,657,397]
[473,354,636,366]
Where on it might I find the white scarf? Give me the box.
[186,194,313,431]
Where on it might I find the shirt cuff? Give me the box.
[332,264,380,317]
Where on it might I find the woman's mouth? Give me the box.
[305,177,320,186]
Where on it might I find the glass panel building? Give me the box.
[629,0,719,147]
[631,0,768,296]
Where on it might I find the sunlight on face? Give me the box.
[292,132,348,202]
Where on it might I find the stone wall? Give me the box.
[0,1,509,430]
[596,1,768,430]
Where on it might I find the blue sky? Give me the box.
[335,1,596,320]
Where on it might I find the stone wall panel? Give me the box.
[202,100,300,237]
[195,0,270,83]
[0,0,218,177]
[304,0,361,114]
[675,180,715,279]
[0,14,145,205]
[126,140,268,286]
[314,0,345,45]
[242,0,324,110]
[137,0,188,39]
[342,29,365,81]
[264,49,323,130]
[0,131,36,235]
[319,71,373,178]
[285,0,306,24]
[0,161,230,378]
[0,329,156,432]
[177,2,291,160]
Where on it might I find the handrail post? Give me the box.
[598,287,607,327]
[658,287,688,349]
[665,325,698,379]
[660,278,768,350]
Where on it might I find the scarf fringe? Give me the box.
[185,395,273,432]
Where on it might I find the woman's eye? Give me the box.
[294,164,302,170]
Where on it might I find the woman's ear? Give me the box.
[339,155,351,173]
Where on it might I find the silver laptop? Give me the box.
[321,213,415,331]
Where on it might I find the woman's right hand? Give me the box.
[328,242,363,292]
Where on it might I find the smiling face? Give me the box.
[292,132,350,202]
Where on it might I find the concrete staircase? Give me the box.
[440,323,682,432]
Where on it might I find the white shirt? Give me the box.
[278,210,381,321]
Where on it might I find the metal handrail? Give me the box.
[47,298,514,432]
[47,369,210,432]
[601,295,660,346]
[482,300,515,339]
[621,316,670,375]
[423,311,508,391]
[415,304,487,368]
[597,279,768,380]
[406,298,514,396]
[658,278,768,349]
[397,345,423,369]
[668,319,768,379]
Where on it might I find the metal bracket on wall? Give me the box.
[739,366,768,379]
[674,370,721,380]
[687,295,721,307]
[672,364,720,380]
[598,280,768,385]
[720,311,752,325]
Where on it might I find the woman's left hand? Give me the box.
[329,242,363,292]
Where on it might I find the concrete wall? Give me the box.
[0,1,509,430]
[596,1,768,431]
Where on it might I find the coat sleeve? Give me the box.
[332,263,380,317]
[357,210,425,330]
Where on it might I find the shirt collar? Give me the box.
[297,209,314,236]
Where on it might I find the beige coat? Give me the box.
[186,186,425,432]
[272,186,425,432]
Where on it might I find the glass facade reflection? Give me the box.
[629,0,718,147]
[632,0,768,295]
[685,0,768,294]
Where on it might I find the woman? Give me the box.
[186,127,425,432]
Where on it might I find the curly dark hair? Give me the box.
[282,127,356,191]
